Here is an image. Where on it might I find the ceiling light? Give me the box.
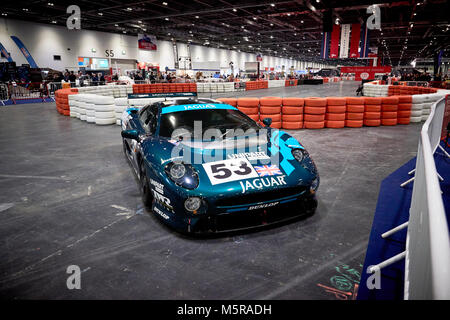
[162,2,168,5]
[270,23,274,26]
[127,7,132,11]
[47,2,54,6]
[253,17,257,20]
[51,20,57,24]
[115,24,119,27]
[98,12,103,16]
[233,8,237,12]
[165,18,169,21]
[23,8,29,11]
[271,3,275,7]
[195,16,199,19]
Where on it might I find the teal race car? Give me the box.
[121,97,319,233]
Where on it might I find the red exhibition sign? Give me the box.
[349,23,361,58]
[340,66,392,81]
[329,25,341,59]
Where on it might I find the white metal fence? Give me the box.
[370,95,450,299]
[405,96,450,299]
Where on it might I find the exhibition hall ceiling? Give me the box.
[1,0,449,65]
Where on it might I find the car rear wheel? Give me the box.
[139,163,153,208]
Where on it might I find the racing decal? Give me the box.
[161,103,238,114]
[239,176,287,194]
[202,158,259,185]
[248,202,279,211]
[149,179,164,194]
[151,189,174,211]
[154,206,170,220]
[227,152,270,161]
[254,165,282,177]
[269,130,304,176]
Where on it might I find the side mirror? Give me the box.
[121,129,140,141]
[262,117,272,127]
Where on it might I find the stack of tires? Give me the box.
[364,97,382,127]
[85,95,96,123]
[114,98,128,126]
[68,94,78,118]
[236,98,259,122]
[217,98,237,107]
[397,95,412,125]
[281,97,304,129]
[259,97,282,128]
[381,96,399,126]
[411,94,424,123]
[304,97,326,129]
[94,96,116,125]
[345,97,364,128]
[421,94,435,122]
[325,97,346,128]
[77,94,87,121]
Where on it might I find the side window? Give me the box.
[140,106,158,134]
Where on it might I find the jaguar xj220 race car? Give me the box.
[121,96,319,233]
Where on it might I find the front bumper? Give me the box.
[185,191,318,234]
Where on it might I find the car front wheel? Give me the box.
[139,163,153,208]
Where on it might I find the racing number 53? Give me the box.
[203,159,259,185]
[211,161,252,179]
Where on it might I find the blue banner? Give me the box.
[10,36,38,68]
[359,24,370,58]
[0,42,13,62]
[320,32,331,59]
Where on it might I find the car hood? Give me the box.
[143,129,317,196]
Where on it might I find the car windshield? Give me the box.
[159,108,260,139]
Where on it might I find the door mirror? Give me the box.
[121,130,140,141]
[262,117,272,127]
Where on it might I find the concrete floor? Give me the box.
[0,82,421,299]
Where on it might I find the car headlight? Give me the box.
[292,149,306,162]
[292,148,318,175]
[165,162,199,189]
[170,163,186,179]
[184,197,202,212]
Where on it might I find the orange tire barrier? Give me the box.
[326,113,345,121]
[55,88,78,116]
[381,119,398,126]
[260,113,281,122]
[326,97,346,106]
[217,98,237,107]
[237,97,259,118]
[364,119,381,126]
[282,114,303,122]
[326,97,346,128]
[132,83,197,94]
[238,106,259,115]
[345,120,364,127]
[326,120,345,128]
[381,96,398,126]
[304,98,325,129]
[282,122,303,129]
[237,97,259,107]
[282,97,304,129]
[260,97,282,128]
[282,106,304,114]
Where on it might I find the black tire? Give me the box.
[139,163,153,208]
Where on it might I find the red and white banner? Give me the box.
[329,24,340,59]
[339,24,351,58]
[349,23,361,58]
[340,66,392,81]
